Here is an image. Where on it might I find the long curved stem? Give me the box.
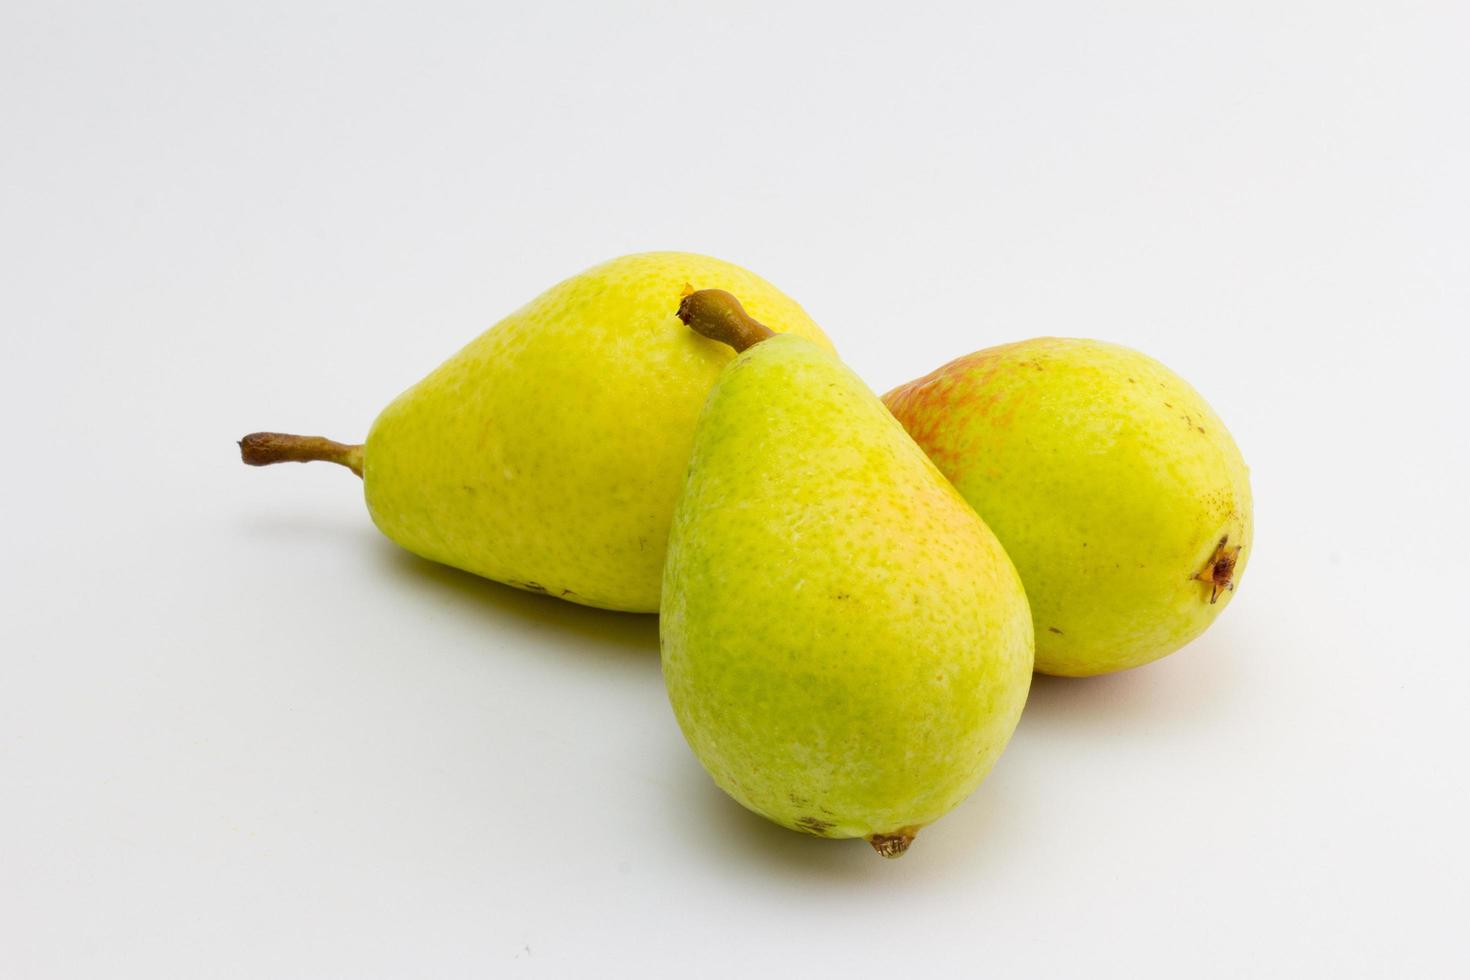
[239,432,364,477]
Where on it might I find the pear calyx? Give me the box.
[867,827,920,859]
[239,432,364,477]
[1195,535,1242,604]
[677,289,776,353]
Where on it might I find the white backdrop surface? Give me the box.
[2,2,1466,977]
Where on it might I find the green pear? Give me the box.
[883,338,1252,677]
[240,252,832,611]
[661,290,1033,857]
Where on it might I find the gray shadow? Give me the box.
[658,630,1242,878]
[374,543,661,660]
[1019,626,1244,738]
[237,511,660,659]
[655,720,1029,885]
[661,749,884,883]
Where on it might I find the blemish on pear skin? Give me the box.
[1048,626,1064,635]
[796,816,834,836]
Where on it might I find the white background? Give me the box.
[3,2,1467,977]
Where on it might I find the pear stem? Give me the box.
[677,289,776,353]
[239,432,364,477]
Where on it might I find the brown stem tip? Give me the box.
[676,288,776,354]
[867,826,920,859]
[239,432,364,478]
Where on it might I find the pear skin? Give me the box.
[242,253,831,611]
[662,292,1033,856]
[884,338,1252,676]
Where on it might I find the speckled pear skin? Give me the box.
[883,338,1252,677]
[362,253,832,612]
[661,335,1034,850]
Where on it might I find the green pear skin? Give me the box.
[661,296,1033,857]
[241,253,832,612]
[883,338,1252,677]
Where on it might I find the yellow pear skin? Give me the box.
[883,338,1252,677]
[241,253,832,611]
[662,292,1033,857]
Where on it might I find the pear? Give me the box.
[661,290,1033,857]
[883,338,1252,677]
[240,253,832,611]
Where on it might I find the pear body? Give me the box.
[883,338,1251,677]
[661,335,1033,850]
[362,253,831,611]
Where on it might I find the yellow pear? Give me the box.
[884,338,1251,676]
[662,291,1033,857]
[241,253,831,610]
